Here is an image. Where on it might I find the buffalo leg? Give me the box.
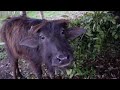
[30,61,42,79]
[16,59,26,79]
[5,46,18,79]
[5,46,24,79]
[7,55,18,79]
[46,63,55,79]
[12,59,18,79]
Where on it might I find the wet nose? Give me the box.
[56,55,69,63]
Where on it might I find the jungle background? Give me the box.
[0,11,120,79]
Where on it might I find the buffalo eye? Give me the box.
[61,30,64,34]
[61,28,65,35]
[39,35,45,40]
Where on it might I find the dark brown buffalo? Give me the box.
[0,15,86,79]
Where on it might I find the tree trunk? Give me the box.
[39,11,44,19]
[20,11,27,17]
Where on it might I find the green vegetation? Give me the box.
[0,46,6,61]
[27,11,65,19]
[27,11,39,18]
[66,11,120,79]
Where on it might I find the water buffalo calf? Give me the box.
[0,16,86,79]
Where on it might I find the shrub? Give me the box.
[66,11,120,79]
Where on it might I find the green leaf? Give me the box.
[117,24,120,28]
[88,43,91,48]
[115,35,118,39]
[93,38,98,40]
[66,69,72,75]
[112,32,116,36]
[111,19,116,24]
[69,73,74,78]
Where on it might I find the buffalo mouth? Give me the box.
[52,59,73,68]
[58,61,72,68]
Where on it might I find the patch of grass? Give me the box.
[44,11,65,18]
[0,45,7,60]
[27,11,66,19]
[0,51,7,60]
[27,11,39,18]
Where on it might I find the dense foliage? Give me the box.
[66,11,120,79]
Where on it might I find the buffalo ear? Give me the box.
[65,27,87,40]
[29,20,47,34]
[55,19,69,24]
[52,19,69,28]
[19,36,39,48]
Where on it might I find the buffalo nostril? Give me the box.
[57,55,69,63]
[58,58,62,63]
[56,56,62,63]
[67,55,69,59]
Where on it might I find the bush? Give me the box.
[66,11,120,79]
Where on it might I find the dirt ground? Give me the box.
[0,58,13,79]
[0,57,37,79]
